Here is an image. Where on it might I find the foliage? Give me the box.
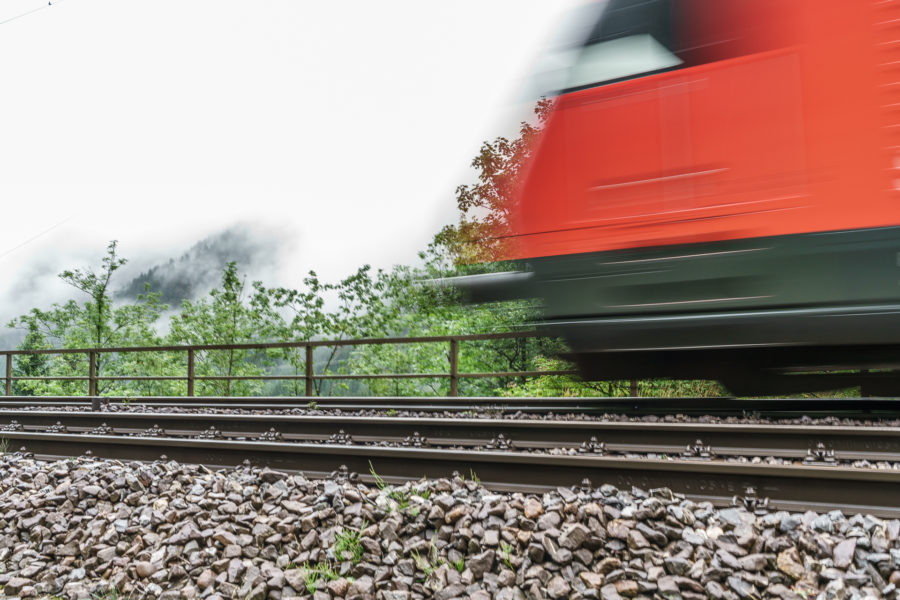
[1,96,747,400]
[368,461,387,489]
[434,99,552,264]
[411,549,439,577]
[3,239,735,399]
[500,541,515,570]
[9,319,51,395]
[344,244,557,397]
[333,524,366,563]
[6,242,170,396]
[411,535,443,579]
[498,357,725,398]
[368,462,414,509]
[267,271,329,395]
[168,262,283,396]
[92,587,128,600]
[468,469,480,485]
[268,265,398,395]
[298,562,339,594]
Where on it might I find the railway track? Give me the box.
[3,394,900,417]
[1,407,899,518]
[2,409,900,457]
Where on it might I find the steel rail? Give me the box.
[2,395,900,417]
[2,430,899,518]
[3,410,900,460]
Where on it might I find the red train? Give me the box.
[470,0,900,394]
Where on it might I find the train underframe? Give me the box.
[509,226,900,395]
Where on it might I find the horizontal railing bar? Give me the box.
[5,370,576,383]
[0,395,617,402]
[460,370,578,379]
[0,331,537,356]
[93,376,187,381]
[313,373,448,380]
[314,371,578,381]
[189,375,307,381]
[11,377,89,381]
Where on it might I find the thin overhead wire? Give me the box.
[0,0,67,27]
[0,1,76,258]
[0,215,76,261]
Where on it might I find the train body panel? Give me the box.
[510,0,899,263]
[482,1,900,389]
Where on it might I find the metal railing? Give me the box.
[2,332,575,399]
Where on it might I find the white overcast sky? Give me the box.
[0,0,581,321]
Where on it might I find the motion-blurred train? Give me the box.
[460,0,900,394]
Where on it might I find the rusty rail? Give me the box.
[5,410,900,459]
[1,332,577,399]
[4,424,900,518]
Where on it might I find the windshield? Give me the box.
[530,0,681,95]
[529,0,768,97]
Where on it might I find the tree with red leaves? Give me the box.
[435,100,551,266]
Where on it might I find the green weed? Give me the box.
[393,489,411,509]
[304,568,321,595]
[368,461,387,489]
[412,534,443,579]
[368,461,412,510]
[92,588,128,600]
[333,522,367,563]
[299,562,338,594]
[500,541,514,570]
[411,550,441,577]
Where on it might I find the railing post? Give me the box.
[88,351,99,411]
[187,348,195,397]
[5,353,11,396]
[305,345,314,397]
[449,339,459,397]
[630,379,638,397]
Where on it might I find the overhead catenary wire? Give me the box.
[0,0,76,256]
[0,215,75,261]
[0,0,67,27]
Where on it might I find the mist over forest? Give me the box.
[115,225,281,307]
[0,223,282,350]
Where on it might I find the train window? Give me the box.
[561,0,682,91]
[529,0,779,97]
[567,33,682,90]
[671,0,774,68]
[585,0,674,49]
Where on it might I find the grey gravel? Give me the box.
[0,452,897,600]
